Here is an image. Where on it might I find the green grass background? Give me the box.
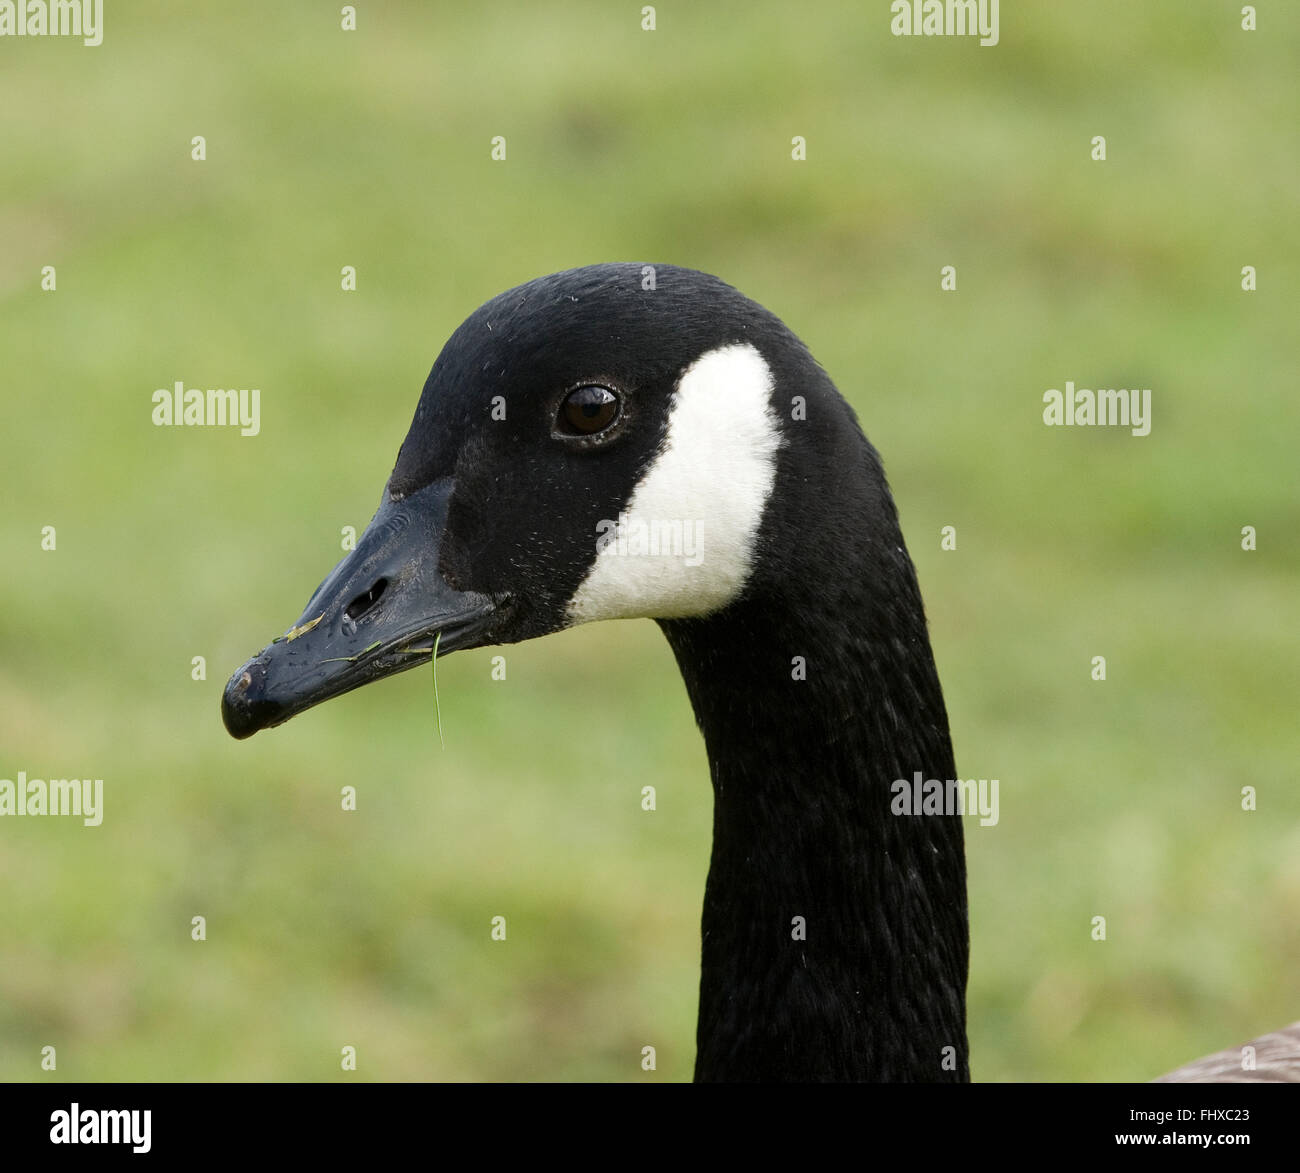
[1,0,1297,1081]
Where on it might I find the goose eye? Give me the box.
[559,385,619,435]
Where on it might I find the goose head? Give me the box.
[221,262,967,1082]
[222,263,857,738]
[221,263,1300,1086]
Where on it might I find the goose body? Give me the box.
[221,263,1291,1083]
[1155,1022,1300,1083]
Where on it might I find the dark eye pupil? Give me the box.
[561,386,618,435]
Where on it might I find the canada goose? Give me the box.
[222,263,1295,1083]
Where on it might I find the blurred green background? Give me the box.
[1,1,1297,1082]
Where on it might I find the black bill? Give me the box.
[221,478,498,739]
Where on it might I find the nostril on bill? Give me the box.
[345,577,388,622]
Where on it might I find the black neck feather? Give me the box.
[659,408,969,1082]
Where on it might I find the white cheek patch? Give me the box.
[567,342,781,624]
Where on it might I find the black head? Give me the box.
[221,263,865,738]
